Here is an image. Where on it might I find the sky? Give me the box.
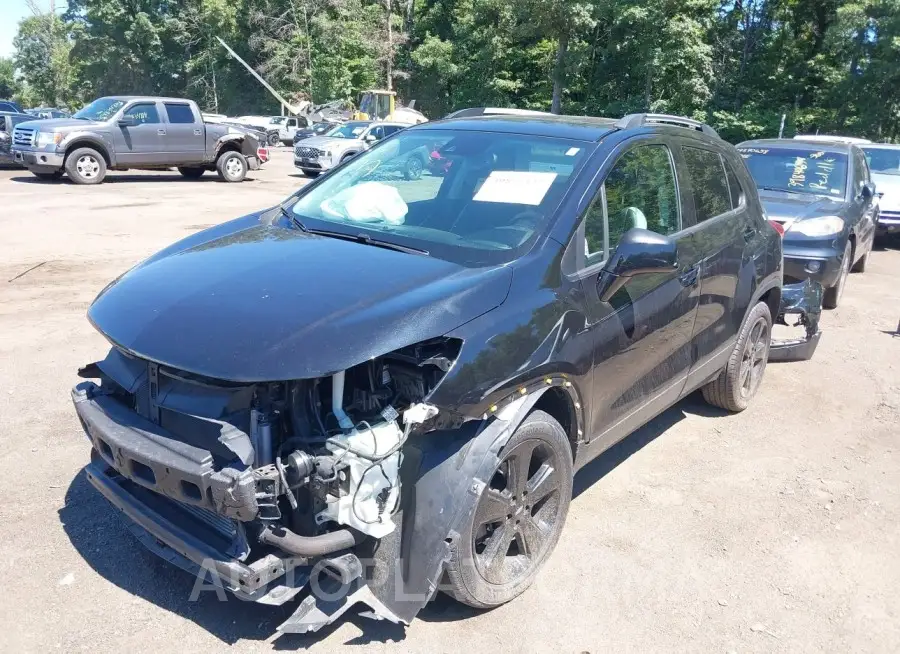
[1,0,69,59]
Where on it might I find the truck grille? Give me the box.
[295,146,322,158]
[13,126,36,147]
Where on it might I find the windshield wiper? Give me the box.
[758,185,807,195]
[307,227,429,256]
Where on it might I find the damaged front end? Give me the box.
[74,337,462,633]
[770,279,824,362]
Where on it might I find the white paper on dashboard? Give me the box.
[473,171,558,205]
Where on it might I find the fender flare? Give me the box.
[60,133,115,166]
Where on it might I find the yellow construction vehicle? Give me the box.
[353,90,395,121]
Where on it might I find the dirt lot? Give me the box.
[0,150,898,653]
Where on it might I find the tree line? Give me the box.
[1,0,898,143]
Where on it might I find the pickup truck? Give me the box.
[11,96,267,184]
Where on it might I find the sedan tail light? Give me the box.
[768,220,785,237]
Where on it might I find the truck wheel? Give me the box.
[31,170,63,181]
[445,410,572,609]
[267,132,279,147]
[65,147,106,185]
[178,167,205,180]
[216,151,247,182]
[701,301,772,412]
[823,241,852,309]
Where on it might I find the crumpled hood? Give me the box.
[758,190,846,227]
[87,214,512,382]
[873,173,900,211]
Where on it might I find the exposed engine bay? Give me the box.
[73,337,462,629]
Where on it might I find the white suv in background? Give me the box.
[862,144,900,236]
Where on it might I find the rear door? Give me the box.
[676,142,748,384]
[112,101,165,165]
[575,138,701,455]
[161,102,205,165]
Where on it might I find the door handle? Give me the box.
[157,129,166,135]
[679,265,699,288]
[193,129,202,135]
[743,225,756,242]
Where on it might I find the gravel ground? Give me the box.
[0,150,898,653]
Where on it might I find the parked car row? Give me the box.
[73,111,845,638]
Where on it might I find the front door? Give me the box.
[112,102,165,165]
[575,139,701,459]
[850,147,878,255]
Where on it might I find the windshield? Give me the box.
[313,123,333,134]
[289,128,590,266]
[74,98,127,121]
[738,146,848,197]
[270,116,285,125]
[326,122,370,139]
[862,147,900,176]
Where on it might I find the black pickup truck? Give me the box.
[11,96,267,184]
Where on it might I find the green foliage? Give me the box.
[3,0,899,140]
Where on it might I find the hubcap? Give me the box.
[472,439,562,585]
[738,317,769,398]
[76,155,100,178]
[225,156,243,177]
[408,158,422,178]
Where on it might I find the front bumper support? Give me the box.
[770,279,824,362]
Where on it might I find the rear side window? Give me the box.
[164,103,195,124]
[852,148,869,192]
[682,146,732,222]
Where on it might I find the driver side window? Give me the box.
[583,144,680,266]
[122,103,160,125]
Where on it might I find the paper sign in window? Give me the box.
[473,171,558,205]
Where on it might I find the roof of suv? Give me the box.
[424,114,621,141]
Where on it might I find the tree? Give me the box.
[0,57,18,99]
[12,7,74,107]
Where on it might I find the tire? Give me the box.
[701,301,772,413]
[64,147,106,185]
[178,167,205,179]
[216,151,247,182]
[823,241,852,309]
[339,152,356,165]
[31,170,63,181]
[302,170,320,178]
[267,132,279,147]
[851,250,868,273]
[404,155,424,180]
[444,409,573,609]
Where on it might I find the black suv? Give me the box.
[737,139,878,308]
[73,113,811,635]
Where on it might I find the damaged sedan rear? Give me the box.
[73,114,813,636]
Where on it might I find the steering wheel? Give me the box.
[510,209,543,228]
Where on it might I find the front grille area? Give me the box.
[13,127,36,147]
[295,146,322,158]
[880,210,900,220]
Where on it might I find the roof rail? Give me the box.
[616,113,719,138]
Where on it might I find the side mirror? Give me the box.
[597,228,679,303]
[118,117,136,128]
[861,182,876,200]
[364,133,378,143]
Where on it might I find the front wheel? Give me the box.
[444,409,573,609]
[701,300,772,412]
[267,132,280,147]
[64,147,107,184]
[823,241,852,309]
[404,155,424,180]
[216,151,247,182]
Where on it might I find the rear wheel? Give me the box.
[64,147,106,185]
[267,132,279,147]
[851,250,868,273]
[701,301,772,412]
[177,167,205,179]
[404,155,424,180]
[823,241,852,309]
[216,151,247,182]
[31,170,63,181]
[445,410,572,609]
